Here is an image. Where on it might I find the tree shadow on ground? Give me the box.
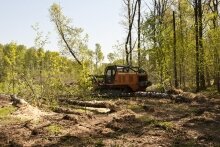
[44,135,88,147]
[182,116,220,146]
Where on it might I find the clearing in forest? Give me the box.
[0,93,219,146]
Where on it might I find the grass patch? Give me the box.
[156,121,173,130]
[47,124,62,135]
[0,106,22,125]
[0,106,16,119]
[95,139,105,147]
[127,104,143,112]
[138,115,173,130]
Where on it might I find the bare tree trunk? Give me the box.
[137,0,141,68]
[58,99,116,111]
[40,58,43,98]
[173,11,178,88]
[128,0,133,66]
[153,0,168,83]
[125,0,138,66]
[12,65,15,95]
[198,0,206,90]
[206,66,211,87]
[178,0,186,88]
[212,0,220,92]
[194,0,200,92]
[125,44,129,65]
[218,64,220,92]
[20,74,36,98]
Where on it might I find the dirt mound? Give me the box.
[106,109,143,133]
[172,92,207,103]
[9,96,53,121]
[12,104,50,121]
[113,109,136,116]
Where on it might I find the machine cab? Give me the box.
[104,65,116,84]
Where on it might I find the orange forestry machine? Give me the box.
[92,65,152,92]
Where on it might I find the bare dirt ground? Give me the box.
[0,93,220,147]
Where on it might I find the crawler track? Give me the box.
[92,90,193,103]
[93,91,176,98]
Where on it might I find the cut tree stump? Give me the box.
[10,95,28,107]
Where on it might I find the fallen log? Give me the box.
[84,107,111,113]
[54,107,82,115]
[166,88,183,95]
[135,92,171,99]
[54,106,111,114]
[58,99,116,110]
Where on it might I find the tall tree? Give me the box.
[3,43,17,94]
[107,53,115,64]
[94,43,104,74]
[0,44,4,81]
[152,0,169,83]
[173,10,178,88]
[32,23,49,98]
[194,0,205,91]
[49,3,84,65]
[124,0,138,65]
[208,0,220,92]
[137,0,141,67]
[194,0,200,91]
[123,0,134,65]
[198,0,205,90]
[178,0,186,88]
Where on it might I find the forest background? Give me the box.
[0,0,219,107]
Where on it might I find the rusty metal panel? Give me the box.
[129,75,133,83]
[118,75,121,83]
[122,75,126,83]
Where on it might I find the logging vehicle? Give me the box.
[91,65,152,92]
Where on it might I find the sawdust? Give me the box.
[10,97,55,121]
[12,104,49,121]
